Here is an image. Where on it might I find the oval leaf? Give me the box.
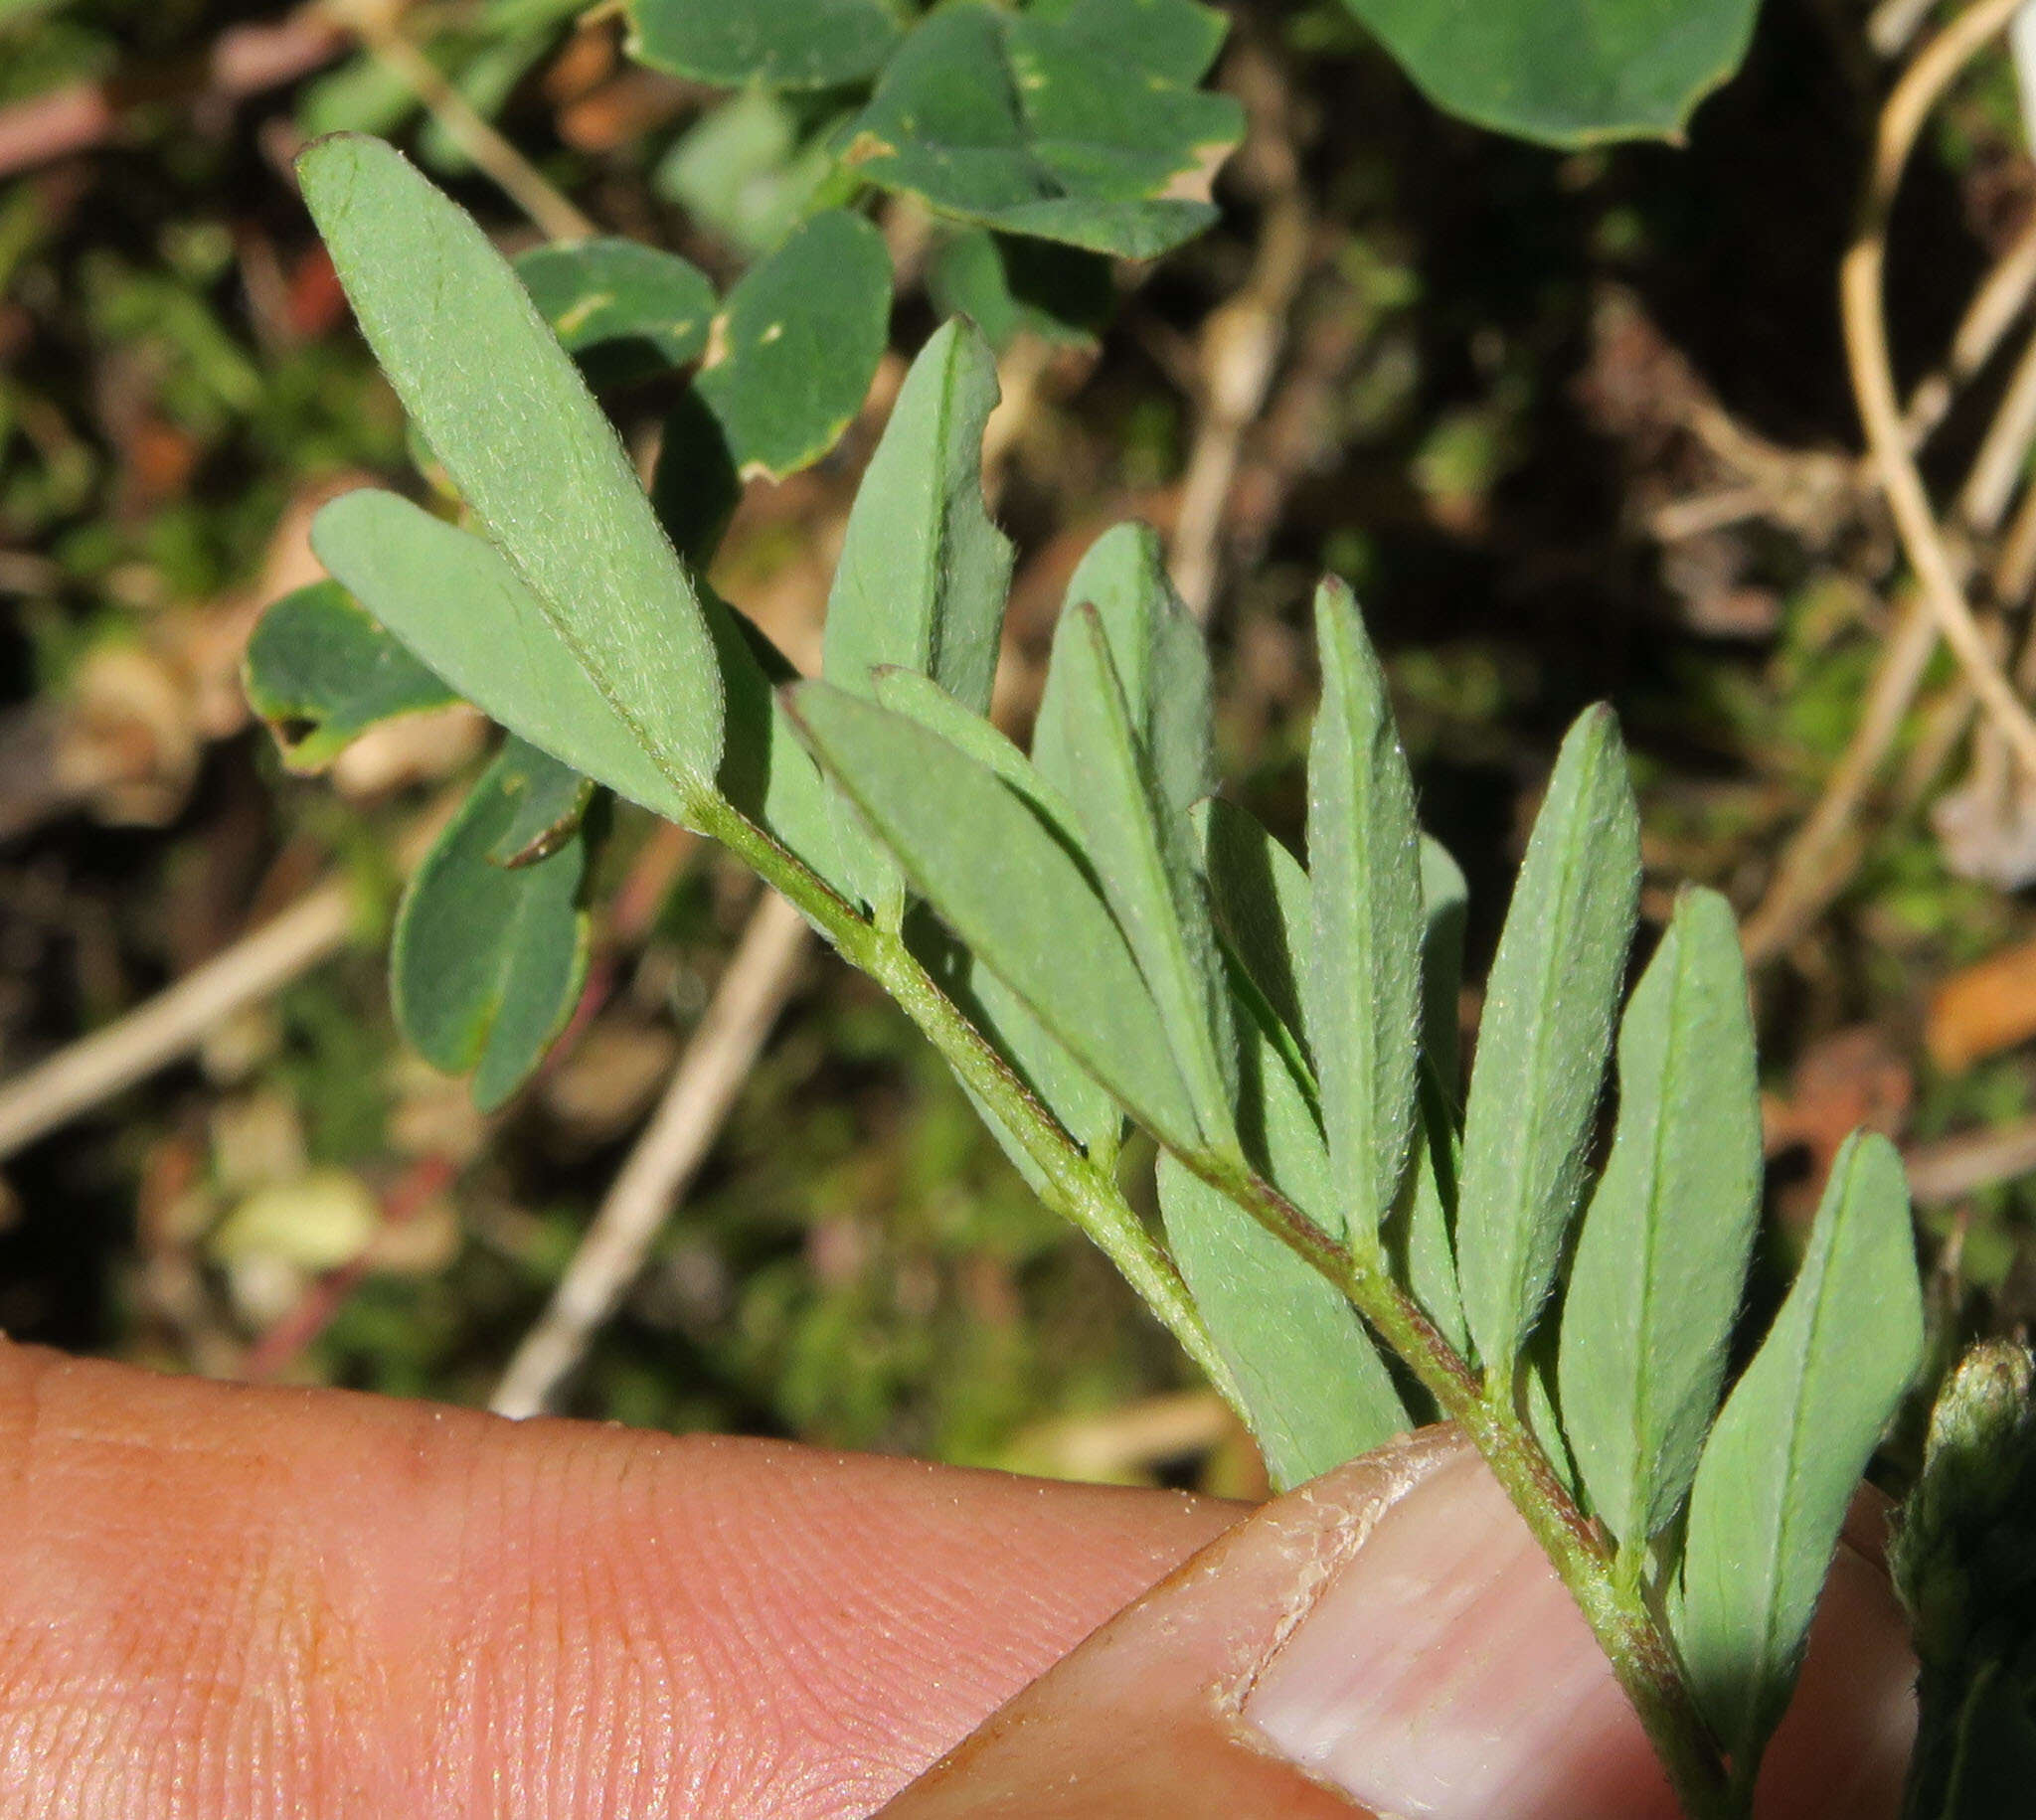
[394,739,592,1110]
[694,209,893,482]
[243,579,459,772]
[628,0,903,90]
[515,238,717,387]
[1339,0,1759,148]
[1456,705,1640,1376]
[839,1,1243,259]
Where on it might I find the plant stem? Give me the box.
[1205,1161,1739,1820]
[699,800,1247,1416]
[702,798,1734,1817]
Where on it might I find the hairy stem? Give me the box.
[698,799,1245,1415]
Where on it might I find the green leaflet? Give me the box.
[311,490,690,821]
[653,88,839,259]
[1035,523,1215,823]
[1392,1065,1468,1361]
[243,579,459,772]
[627,0,902,90]
[1419,835,1467,1093]
[822,321,1014,923]
[310,491,851,893]
[824,321,1010,717]
[927,228,1112,353]
[297,135,726,805]
[1456,705,1639,1376]
[1029,606,1238,1153]
[1675,1131,1924,1780]
[694,209,893,482]
[1200,797,1310,1063]
[488,748,595,867]
[1300,578,1424,1242]
[839,1,1243,259]
[869,667,1122,1164]
[787,680,1204,1152]
[1158,1146,1408,1493]
[1558,886,1763,1553]
[1338,0,1758,148]
[393,738,591,1110]
[513,238,716,387]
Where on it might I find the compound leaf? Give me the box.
[1675,1131,1924,1777]
[694,209,893,481]
[515,238,716,387]
[1338,0,1759,148]
[1300,578,1424,1241]
[1558,885,1763,1552]
[628,0,903,90]
[788,680,1202,1151]
[243,579,458,772]
[1456,705,1639,1375]
[298,134,726,803]
[840,0,1243,259]
[393,738,591,1110]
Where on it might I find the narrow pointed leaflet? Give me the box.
[1029,604,1237,1154]
[298,136,726,808]
[1033,523,1215,823]
[822,321,1013,923]
[787,681,1203,1153]
[1455,705,1639,1377]
[1674,1130,1924,1786]
[868,667,1121,1166]
[1300,578,1424,1244]
[1558,886,1763,1556]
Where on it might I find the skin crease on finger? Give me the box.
[0,1339,1237,1819]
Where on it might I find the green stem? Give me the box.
[1202,1160,1738,1820]
[698,799,1246,1416]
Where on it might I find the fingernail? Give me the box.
[1243,1449,1674,1820]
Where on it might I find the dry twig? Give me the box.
[0,882,358,1161]
[320,0,595,243]
[490,888,811,1417]
[1841,0,2036,777]
[1747,0,2036,956]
